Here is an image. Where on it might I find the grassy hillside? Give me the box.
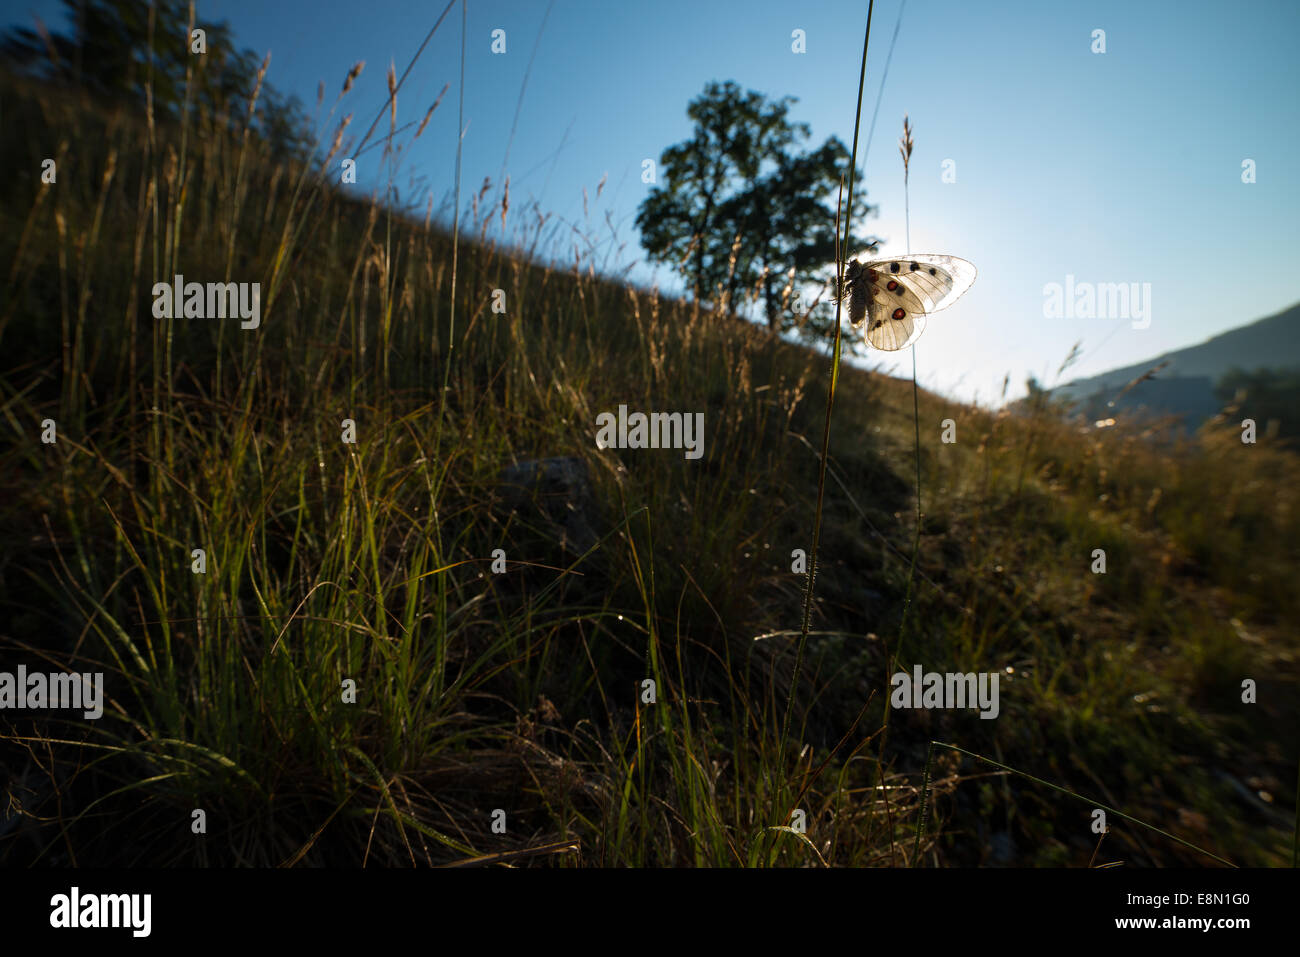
[1053,302,1300,430]
[1,68,1296,868]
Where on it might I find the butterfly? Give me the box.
[839,254,977,351]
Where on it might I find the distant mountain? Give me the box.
[1051,301,1300,428]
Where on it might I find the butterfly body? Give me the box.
[841,254,977,351]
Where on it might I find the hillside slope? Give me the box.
[1,69,1297,868]
[1053,302,1300,427]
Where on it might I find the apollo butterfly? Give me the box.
[839,254,977,351]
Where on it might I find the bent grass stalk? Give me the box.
[914,741,1238,868]
[778,0,875,853]
[875,112,918,865]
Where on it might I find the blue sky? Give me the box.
[9,0,1299,404]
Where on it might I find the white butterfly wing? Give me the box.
[865,298,924,351]
[857,254,976,352]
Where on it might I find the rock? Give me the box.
[499,457,600,557]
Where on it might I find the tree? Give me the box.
[1,0,311,158]
[636,80,879,338]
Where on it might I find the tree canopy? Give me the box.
[1,0,312,157]
[636,80,880,343]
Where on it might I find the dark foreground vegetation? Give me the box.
[1,58,1296,867]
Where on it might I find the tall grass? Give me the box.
[1,21,1296,867]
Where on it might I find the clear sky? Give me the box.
[9,0,1299,405]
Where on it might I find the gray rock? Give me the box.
[499,457,600,557]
